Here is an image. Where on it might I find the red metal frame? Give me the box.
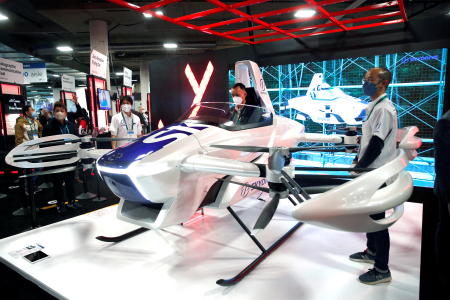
[106,0,408,44]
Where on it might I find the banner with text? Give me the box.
[23,62,47,84]
[90,49,107,79]
[0,57,24,84]
[61,74,75,91]
[123,67,132,87]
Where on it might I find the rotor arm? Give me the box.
[180,154,261,177]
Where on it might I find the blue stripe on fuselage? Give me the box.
[98,122,208,169]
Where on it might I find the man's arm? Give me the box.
[355,136,384,168]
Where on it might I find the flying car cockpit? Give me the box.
[179,101,273,131]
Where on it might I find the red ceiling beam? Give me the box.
[137,0,182,12]
[241,11,402,40]
[223,1,399,36]
[173,0,271,22]
[105,0,408,45]
[397,0,408,21]
[304,0,347,31]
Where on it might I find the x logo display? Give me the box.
[185,61,214,117]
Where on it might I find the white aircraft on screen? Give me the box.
[287,73,368,125]
[5,60,421,286]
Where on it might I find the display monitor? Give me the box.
[98,88,111,110]
[63,91,77,113]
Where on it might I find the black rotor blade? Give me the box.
[13,150,78,158]
[19,165,78,178]
[210,145,270,152]
[253,193,281,230]
[294,166,374,172]
[288,144,358,153]
[91,137,137,142]
[14,153,79,163]
[219,178,270,193]
[34,138,82,148]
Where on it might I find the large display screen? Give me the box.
[98,88,111,110]
[229,48,448,187]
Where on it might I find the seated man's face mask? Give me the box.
[232,96,243,105]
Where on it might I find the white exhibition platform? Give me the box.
[0,199,422,300]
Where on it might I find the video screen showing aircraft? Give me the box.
[229,48,448,188]
[287,73,368,125]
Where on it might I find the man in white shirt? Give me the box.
[349,68,398,285]
[110,96,142,148]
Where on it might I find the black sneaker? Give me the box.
[359,268,392,285]
[349,250,375,264]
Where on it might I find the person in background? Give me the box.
[15,105,43,145]
[110,96,142,149]
[12,105,43,216]
[67,94,83,124]
[43,101,80,213]
[138,105,149,134]
[38,108,51,127]
[349,67,397,285]
[433,108,450,286]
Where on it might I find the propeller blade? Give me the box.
[253,193,280,230]
[288,144,358,152]
[219,178,270,193]
[210,145,269,152]
[19,165,78,178]
[91,137,137,142]
[33,138,82,148]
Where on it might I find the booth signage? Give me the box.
[0,57,24,84]
[90,49,107,79]
[1,94,25,114]
[61,74,75,91]
[23,62,47,84]
[123,67,132,87]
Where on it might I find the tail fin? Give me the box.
[306,73,325,97]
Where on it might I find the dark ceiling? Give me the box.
[0,0,448,78]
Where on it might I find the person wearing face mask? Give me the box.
[38,108,51,127]
[43,101,79,213]
[230,83,263,125]
[12,105,44,216]
[349,68,398,285]
[110,96,142,148]
[15,105,43,146]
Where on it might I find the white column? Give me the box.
[139,61,150,112]
[89,20,110,89]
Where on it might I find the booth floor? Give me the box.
[0,199,422,300]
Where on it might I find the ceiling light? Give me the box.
[163,43,178,49]
[155,10,163,15]
[56,45,73,52]
[132,79,138,82]
[143,12,152,18]
[294,9,316,18]
[47,86,51,88]
[0,13,8,21]
[52,74,60,77]
[116,72,124,75]
[31,90,38,93]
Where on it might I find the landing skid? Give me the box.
[216,207,302,286]
[95,227,149,243]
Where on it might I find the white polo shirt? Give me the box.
[110,112,142,147]
[359,93,398,168]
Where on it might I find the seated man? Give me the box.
[230,83,263,125]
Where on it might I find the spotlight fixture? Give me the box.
[163,43,178,49]
[143,12,152,18]
[56,46,73,52]
[294,9,316,18]
[0,13,8,21]
[155,10,163,15]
